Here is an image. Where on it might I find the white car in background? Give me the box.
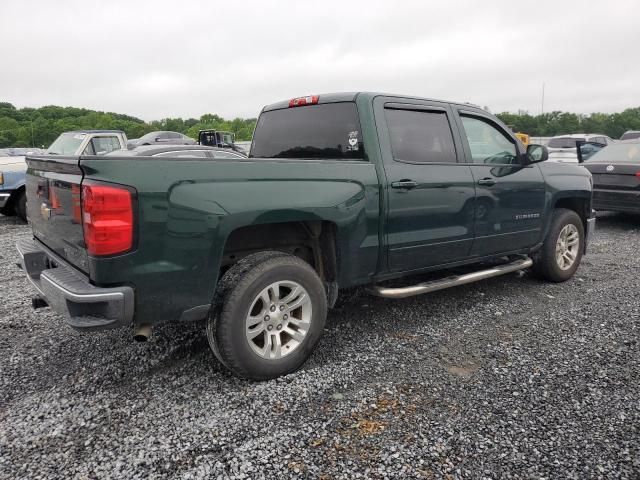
[547,134,615,163]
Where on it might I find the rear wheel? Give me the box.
[532,208,584,282]
[207,252,327,380]
[14,190,27,222]
[0,204,15,217]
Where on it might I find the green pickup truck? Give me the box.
[17,92,595,379]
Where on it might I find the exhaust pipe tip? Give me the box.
[32,297,48,309]
[133,324,152,342]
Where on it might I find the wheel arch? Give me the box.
[218,220,340,305]
[551,195,591,233]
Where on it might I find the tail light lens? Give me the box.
[82,183,134,256]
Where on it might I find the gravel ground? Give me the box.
[0,213,638,479]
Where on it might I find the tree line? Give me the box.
[496,107,640,138]
[0,102,257,148]
[2,101,640,149]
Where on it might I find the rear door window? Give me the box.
[384,108,457,163]
[251,102,364,160]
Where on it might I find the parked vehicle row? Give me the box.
[127,130,246,153]
[1,130,249,221]
[546,134,615,163]
[16,92,595,380]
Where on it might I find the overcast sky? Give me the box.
[1,0,639,121]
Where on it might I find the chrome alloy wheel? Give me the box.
[555,224,580,270]
[245,281,312,359]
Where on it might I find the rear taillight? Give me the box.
[289,95,319,108]
[635,171,640,178]
[81,183,134,256]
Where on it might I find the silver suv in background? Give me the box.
[547,134,615,163]
[620,131,640,141]
[127,131,196,148]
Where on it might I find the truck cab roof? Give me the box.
[262,92,482,112]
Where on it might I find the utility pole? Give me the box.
[541,82,545,115]
[30,119,35,147]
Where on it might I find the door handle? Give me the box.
[391,180,418,189]
[477,178,496,186]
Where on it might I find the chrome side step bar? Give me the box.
[366,257,533,299]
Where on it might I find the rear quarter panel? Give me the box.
[80,157,380,324]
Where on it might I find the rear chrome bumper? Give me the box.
[16,237,134,331]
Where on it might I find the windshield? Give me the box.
[250,102,364,160]
[586,143,640,163]
[47,133,86,155]
[547,137,581,149]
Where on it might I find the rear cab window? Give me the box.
[250,102,365,160]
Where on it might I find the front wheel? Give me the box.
[532,208,584,282]
[207,252,327,380]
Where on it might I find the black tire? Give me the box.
[532,208,584,282]
[207,251,327,380]
[206,250,289,368]
[0,204,15,217]
[14,190,27,222]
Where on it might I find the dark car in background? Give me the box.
[127,131,196,148]
[106,144,246,159]
[583,141,640,214]
[547,134,615,163]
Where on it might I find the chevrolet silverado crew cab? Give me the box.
[17,93,595,380]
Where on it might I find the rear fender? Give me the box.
[166,177,378,290]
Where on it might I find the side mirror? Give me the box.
[155,137,161,142]
[526,144,548,163]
